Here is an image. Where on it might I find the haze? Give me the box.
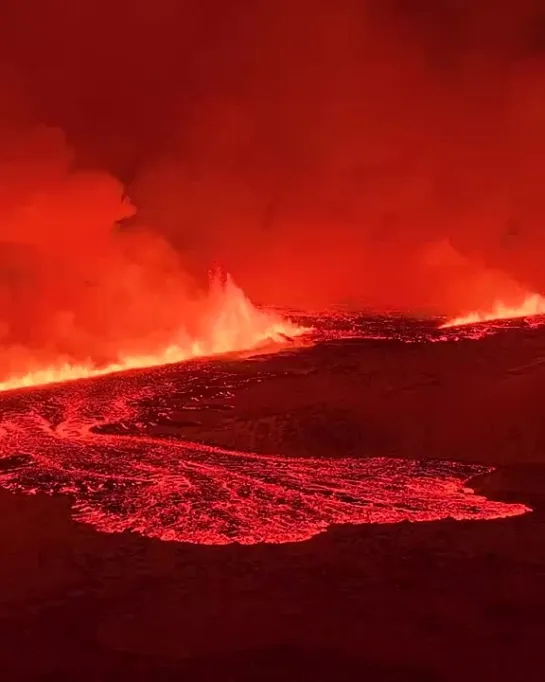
[0,0,543,373]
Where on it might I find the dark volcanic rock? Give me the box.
[469,463,545,509]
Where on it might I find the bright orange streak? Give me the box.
[441,293,545,328]
[0,275,306,393]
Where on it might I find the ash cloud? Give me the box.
[0,0,544,366]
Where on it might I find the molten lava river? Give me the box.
[0,309,534,546]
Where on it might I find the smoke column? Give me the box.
[0,0,544,378]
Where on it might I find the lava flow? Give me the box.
[0,274,305,393]
[441,293,545,328]
[0,321,529,546]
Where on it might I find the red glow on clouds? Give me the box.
[0,4,545,372]
[2,2,545,326]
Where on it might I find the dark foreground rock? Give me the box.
[469,463,545,510]
[0,487,544,682]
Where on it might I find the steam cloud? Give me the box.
[0,0,544,374]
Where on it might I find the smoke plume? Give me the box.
[0,0,544,375]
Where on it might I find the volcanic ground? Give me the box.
[1,312,545,680]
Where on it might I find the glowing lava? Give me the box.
[0,354,529,546]
[440,293,545,328]
[0,274,305,393]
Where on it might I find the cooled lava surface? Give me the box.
[0,311,535,545]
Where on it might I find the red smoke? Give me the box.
[0,0,544,377]
[0,123,301,386]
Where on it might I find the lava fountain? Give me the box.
[0,274,305,393]
[440,292,545,328]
